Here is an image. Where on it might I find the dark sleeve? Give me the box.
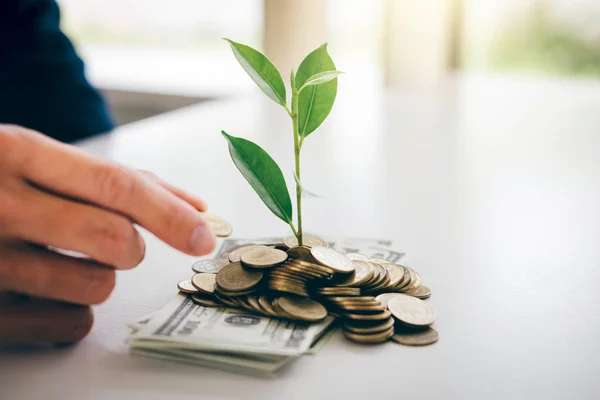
[0,0,116,143]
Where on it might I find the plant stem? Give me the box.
[289,222,298,238]
[291,86,303,246]
[284,104,293,118]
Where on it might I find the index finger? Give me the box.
[138,170,208,212]
[15,128,216,256]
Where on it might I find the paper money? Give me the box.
[128,294,336,376]
[214,236,404,263]
[128,293,335,355]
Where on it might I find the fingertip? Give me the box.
[182,195,208,212]
[68,306,94,342]
[197,198,208,211]
[188,224,216,256]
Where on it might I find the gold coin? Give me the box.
[286,259,334,276]
[269,280,308,292]
[281,264,328,279]
[269,275,308,285]
[270,286,308,297]
[269,298,293,319]
[378,264,391,285]
[325,296,377,303]
[269,276,307,286]
[216,258,231,267]
[392,327,438,346]
[344,317,395,334]
[344,310,392,321]
[402,267,417,291]
[286,259,322,268]
[286,246,315,261]
[283,234,328,249]
[270,278,308,288]
[334,303,385,312]
[352,260,375,285]
[275,296,328,322]
[202,212,232,237]
[177,279,199,294]
[412,270,422,290]
[360,262,380,288]
[362,264,390,293]
[214,285,257,297]
[388,295,435,326]
[310,246,355,274]
[258,296,279,317]
[326,303,382,312]
[364,262,386,287]
[270,267,310,279]
[337,260,373,287]
[216,262,263,292]
[214,292,238,307]
[235,296,255,312]
[246,296,266,315]
[269,269,308,279]
[334,270,356,286]
[272,264,312,276]
[316,287,361,296]
[228,245,270,263]
[224,297,242,310]
[324,296,380,305]
[404,285,431,299]
[191,294,220,307]
[375,292,405,307]
[269,275,307,287]
[343,326,394,344]
[241,248,288,269]
[192,259,228,273]
[394,265,412,290]
[191,273,216,294]
[270,274,309,285]
[269,278,307,288]
[383,264,404,287]
[345,253,369,261]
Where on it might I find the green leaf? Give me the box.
[299,70,344,91]
[224,38,286,106]
[221,131,293,224]
[295,44,338,137]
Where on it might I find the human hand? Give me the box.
[0,125,216,343]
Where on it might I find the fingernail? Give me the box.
[189,225,216,255]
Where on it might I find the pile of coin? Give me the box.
[180,213,437,346]
[324,296,394,342]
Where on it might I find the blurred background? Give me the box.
[56,0,600,125]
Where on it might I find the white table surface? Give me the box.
[1,74,599,400]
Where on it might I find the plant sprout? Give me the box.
[221,39,341,246]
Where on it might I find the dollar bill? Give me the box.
[214,236,404,264]
[130,347,293,377]
[325,236,404,263]
[128,294,335,357]
[127,310,158,333]
[128,294,337,376]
